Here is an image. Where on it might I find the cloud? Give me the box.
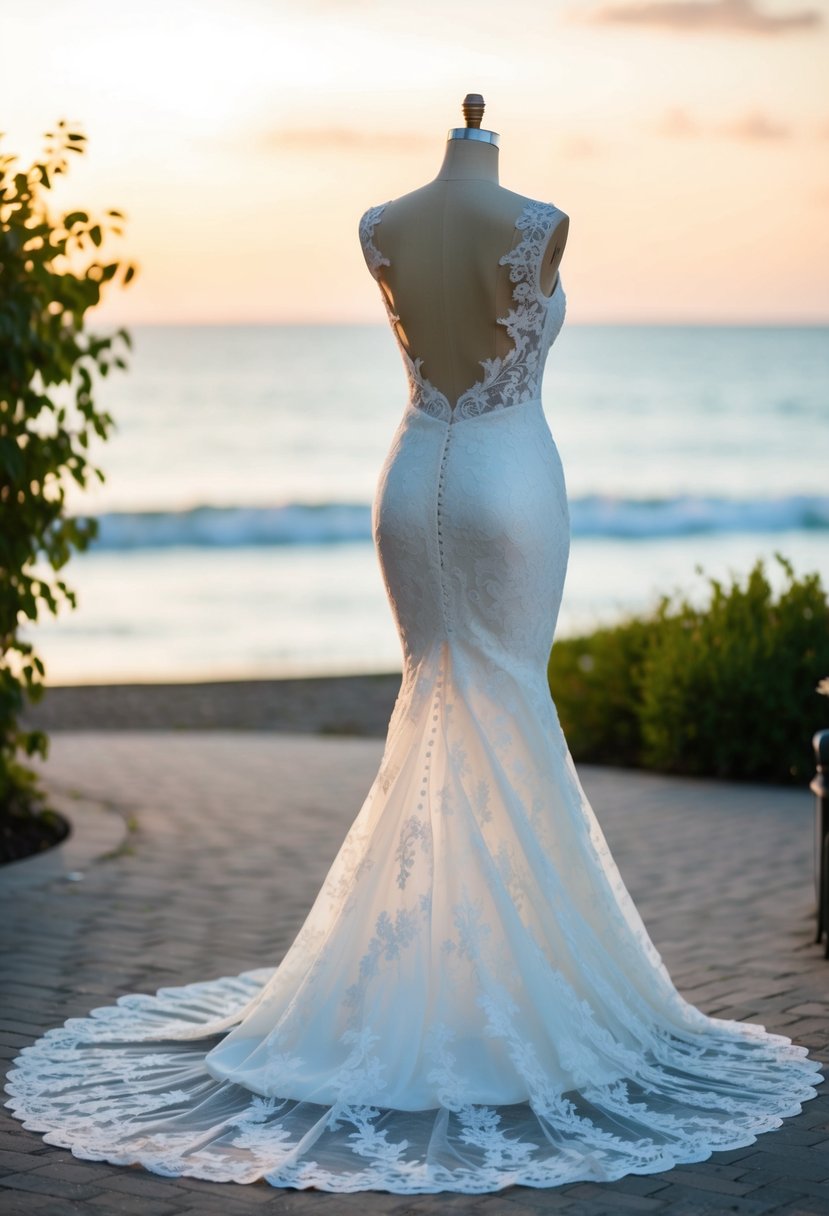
[654,105,794,140]
[654,107,701,136]
[258,127,433,154]
[558,134,603,158]
[719,111,791,139]
[586,0,822,36]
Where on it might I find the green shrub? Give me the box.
[547,615,651,766]
[548,553,829,786]
[639,553,829,783]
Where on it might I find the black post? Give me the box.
[811,728,829,957]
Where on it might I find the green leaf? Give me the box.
[0,120,134,813]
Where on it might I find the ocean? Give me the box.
[24,322,828,685]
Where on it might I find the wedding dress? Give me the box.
[4,198,823,1195]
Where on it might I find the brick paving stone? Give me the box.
[653,1199,773,1216]
[756,1204,828,1216]
[650,1167,757,1195]
[176,1203,266,1216]
[714,1147,778,1166]
[748,1129,829,1150]
[537,1203,648,1216]
[735,1167,791,1190]
[498,1190,572,1211]
[595,1175,673,1198]
[735,1150,829,1183]
[493,1203,586,1216]
[0,1170,106,1200]
[560,1187,667,1210]
[2,1199,88,1216]
[0,1149,52,1174]
[1,731,827,1216]
[745,1196,828,1216]
[751,1175,829,1200]
[95,1171,194,1201]
[783,1202,829,1216]
[174,1204,269,1216]
[21,1161,120,1187]
[0,1134,50,1155]
[202,1182,299,1208]
[445,1198,530,1216]
[87,1192,181,1215]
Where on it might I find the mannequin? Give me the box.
[368,94,569,409]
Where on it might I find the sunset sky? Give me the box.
[4,0,828,324]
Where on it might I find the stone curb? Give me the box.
[0,788,129,894]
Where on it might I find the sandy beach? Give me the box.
[20,672,403,737]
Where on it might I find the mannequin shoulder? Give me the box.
[358,200,393,236]
[502,192,569,238]
[538,206,568,296]
[547,205,569,242]
[528,196,570,233]
[357,202,393,278]
[535,199,569,251]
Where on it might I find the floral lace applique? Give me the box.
[358,198,567,423]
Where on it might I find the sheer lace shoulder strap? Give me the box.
[498,200,564,302]
[358,202,391,279]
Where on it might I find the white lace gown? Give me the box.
[4,199,824,1194]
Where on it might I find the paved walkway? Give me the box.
[1,731,827,1215]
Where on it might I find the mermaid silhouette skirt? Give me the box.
[3,393,824,1193]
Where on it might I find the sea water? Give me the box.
[22,323,828,684]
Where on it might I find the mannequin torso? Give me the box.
[366,135,569,409]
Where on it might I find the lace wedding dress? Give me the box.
[4,199,823,1194]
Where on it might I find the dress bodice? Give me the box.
[358,198,567,424]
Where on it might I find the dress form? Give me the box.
[367,95,570,409]
[5,93,823,1195]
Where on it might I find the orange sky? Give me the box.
[4,0,828,324]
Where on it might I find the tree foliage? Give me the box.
[0,120,137,823]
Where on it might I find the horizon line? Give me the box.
[99,318,829,329]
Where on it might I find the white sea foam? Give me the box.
[78,493,829,551]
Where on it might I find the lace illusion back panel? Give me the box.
[358,198,566,422]
[4,196,823,1195]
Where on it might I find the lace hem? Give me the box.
[4,967,824,1193]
